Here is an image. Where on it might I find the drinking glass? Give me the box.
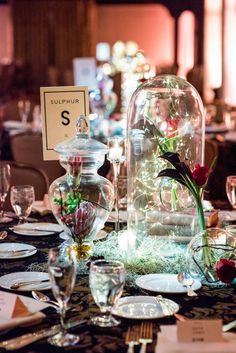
[0,163,12,223]
[107,137,126,233]
[47,245,79,347]
[18,99,31,124]
[226,176,236,209]
[10,185,35,224]
[89,259,125,327]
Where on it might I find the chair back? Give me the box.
[10,132,64,185]
[4,161,49,210]
[204,138,218,168]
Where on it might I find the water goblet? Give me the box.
[89,259,125,327]
[47,244,79,347]
[107,136,126,233]
[18,99,31,124]
[226,176,236,209]
[10,185,35,224]
[0,163,12,223]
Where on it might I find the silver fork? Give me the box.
[125,325,140,353]
[139,321,153,353]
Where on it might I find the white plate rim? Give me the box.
[135,273,202,294]
[112,295,179,319]
[0,243,37,259]
[0,271,51,291]
[12,222,62,236]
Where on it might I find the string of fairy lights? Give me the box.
[129,77,199,216]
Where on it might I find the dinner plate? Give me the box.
[135,273,202,294]
[0,243,37,259]
[0,272,51,291]
[3,120,32,130]
[112,296,179,319]
[59,230,107,241]
[12,222,63,236]
[107,210,127,223]
[205,124,228,134]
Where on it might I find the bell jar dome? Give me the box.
[126,75,205,243]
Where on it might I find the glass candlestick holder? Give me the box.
[107,136,126,233]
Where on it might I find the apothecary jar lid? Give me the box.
[54,115,108,157]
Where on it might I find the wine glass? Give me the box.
[89,259,125,327]
[226,176,236,209]
[18,99,31,124]
[0,163,12,223]
[107,136,126,233]
[10,185,35,224]
[47,244,79,347]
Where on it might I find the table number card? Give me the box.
[177,319,223,342]
[40,86,89,160]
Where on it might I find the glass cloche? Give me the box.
[126,75,205,242]
[48,116,114,256]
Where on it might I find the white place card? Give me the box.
[177,319,223,342]
[156,325,236,353]
[40,86,89,160]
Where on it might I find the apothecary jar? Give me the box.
[48,116,114,254]
[127,75,205,242]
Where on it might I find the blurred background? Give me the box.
[1,0,236,202]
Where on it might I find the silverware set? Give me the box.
[0,319,87,351]
[125,321,153,353]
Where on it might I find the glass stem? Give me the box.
[59,304,67,334]
[196,198,211,268]
[0,196,5,217]
[113,162,120,233]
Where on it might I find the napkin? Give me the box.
[32,194,51,215]
[0,312,46,331]
[0,291,48,332]
[155,325,236,353]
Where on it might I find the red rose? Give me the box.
[215,258,236,283]
[166,118,179,138]
[192,164,209,186]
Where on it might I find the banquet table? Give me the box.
[0,213,236,353]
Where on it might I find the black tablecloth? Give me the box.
[0,214,236,353]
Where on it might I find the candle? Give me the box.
[118,230,136,258]
[108,146,123,161]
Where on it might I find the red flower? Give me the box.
[67,156,83,177]
[166,118,179,138]
[215,258,236,283]
[192,164,209,186]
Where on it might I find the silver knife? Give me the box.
[0,319,87,350]
[222,319,236,332]
[10,227,60,234]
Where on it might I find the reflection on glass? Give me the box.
[18,100,31,124]
[0,163,12,223]
[10,185,35,224]
[47,245,79,347]
[226,175,236,209]
[89,259,125,327]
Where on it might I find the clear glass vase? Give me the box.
[188,227,236,286]
[49,116,114,259]
[126,75,205,245]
